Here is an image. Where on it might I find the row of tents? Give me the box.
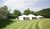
[18,14,43,20]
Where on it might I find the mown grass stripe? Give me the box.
[28,22,35,29]
[38,19,50,29]
[10,21,27,29]
[31,20,39,29]
[36,21,39,29]
[16,21,32,29]
[4,20,26,29]
[21,21,34,29]
[22,21,34,29]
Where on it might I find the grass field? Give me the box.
[2,18,50,29]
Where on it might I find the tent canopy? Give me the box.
[19,15,28,18]
[28,14,36,17]
[37,15,43,17]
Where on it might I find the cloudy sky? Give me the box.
[0,0,50,13]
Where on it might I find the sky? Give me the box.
[0,0,50,13]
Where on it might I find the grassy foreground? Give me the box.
[3,18,50,29]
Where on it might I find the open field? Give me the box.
[2,18,50,29]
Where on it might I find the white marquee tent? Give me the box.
[19,14,43,20]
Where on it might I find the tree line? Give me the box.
[0,6,50,20]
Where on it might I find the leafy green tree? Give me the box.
[30,11,34,14]
[0,6,8,19]
[8,13,16,19]
[36,8,50,18]
[1,6,8,10]
[23,8,31,15]
[14,9,21,18]
[0,6,8,15]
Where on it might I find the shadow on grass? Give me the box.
[0,19,14,29]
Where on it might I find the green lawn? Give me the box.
[2,18,50,29]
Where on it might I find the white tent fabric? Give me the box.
[19,16,23,20]
[19,15,28,20]
[28,14,36,20]
[28,14,36,17]
[19,14,43,20]
[37,15,43,19]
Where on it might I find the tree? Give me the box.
[30,11,34,14]
[8,13,16,19]
[23,8,31,15]
[13,9,21,18]
[1,6,8,10]
[36,8,50,18]
[0,6,8,19]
